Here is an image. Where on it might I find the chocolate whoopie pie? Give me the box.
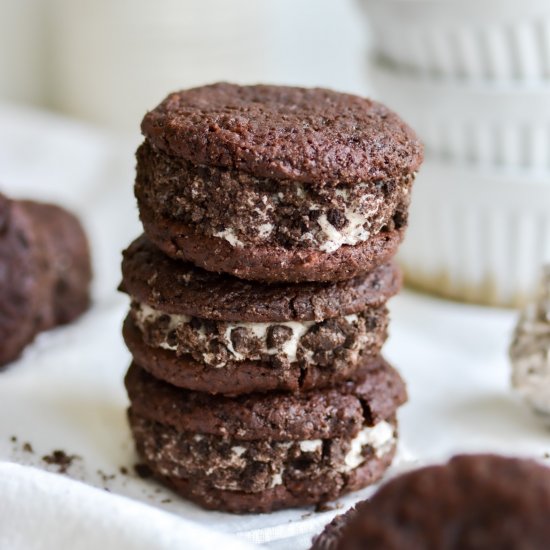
[125,359,407,513]
[136,83,423,282]
[0,192,92,366]
[311,454,550,550]
[120,236,401,395]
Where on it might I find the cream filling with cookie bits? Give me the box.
[249,420,396,489]
[133,302,360,367]
[213,182,384,253]
[189,421,395,491]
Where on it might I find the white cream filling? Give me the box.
[269,473,283,488]
[135,303,191,352]
[272,420,395,487]
[315,189,383,253]
[212,184,383,252]
[299,439,323,453]
[231,446,247,457]
[134,302,316,365]
[257,222,274,239]
[213,227,244,248]
[341,421,395,471]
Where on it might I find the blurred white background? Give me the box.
[2,0,549,306]
[0,0,367,135]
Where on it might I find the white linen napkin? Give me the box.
[0,463,258,550]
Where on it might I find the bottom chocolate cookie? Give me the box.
[138,199,406,284]
[125,359,407,513]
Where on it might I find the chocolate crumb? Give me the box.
[42,450,80,473]
[266,325,293,349]
[315,501,342,513]
[22,442,33,453]
[161,498,172,504]
[326,208,347,230]
[119,466,129,475]
[97,470,115,483]
[10,436,17,443]
[134,463,153,479]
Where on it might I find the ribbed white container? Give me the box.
[361,0,550,81]
[400,161,550,307]
[369,62,550,171]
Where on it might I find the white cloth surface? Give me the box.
[0,463,257,550]
[0,103,549,550]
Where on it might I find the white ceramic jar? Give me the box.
[362,1,550,306]
[400,161,550,306]
[360,0,550,81]
[369,63,550,171]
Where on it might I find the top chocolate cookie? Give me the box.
[141,83,423,185]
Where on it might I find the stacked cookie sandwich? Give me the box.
[120,83,422,513]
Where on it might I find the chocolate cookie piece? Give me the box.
[311,455,550,550]
[20,201,92,325]
[141,83,423,186]
[0,192,92,367]
[137,83,422,282]
[125,360,407,513]
[120,236,402,322]
[0,193,52,366]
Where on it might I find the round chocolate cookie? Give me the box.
[125,359,407,513]
[121,236,401,321]
[137,83,422,282]
[142,83,422,185]
[0,193,52,366]
[0,192,92,367]
[311,454,550,550]
[19,201,92,325]
[311,505,359,550]
[121,236,400,394]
